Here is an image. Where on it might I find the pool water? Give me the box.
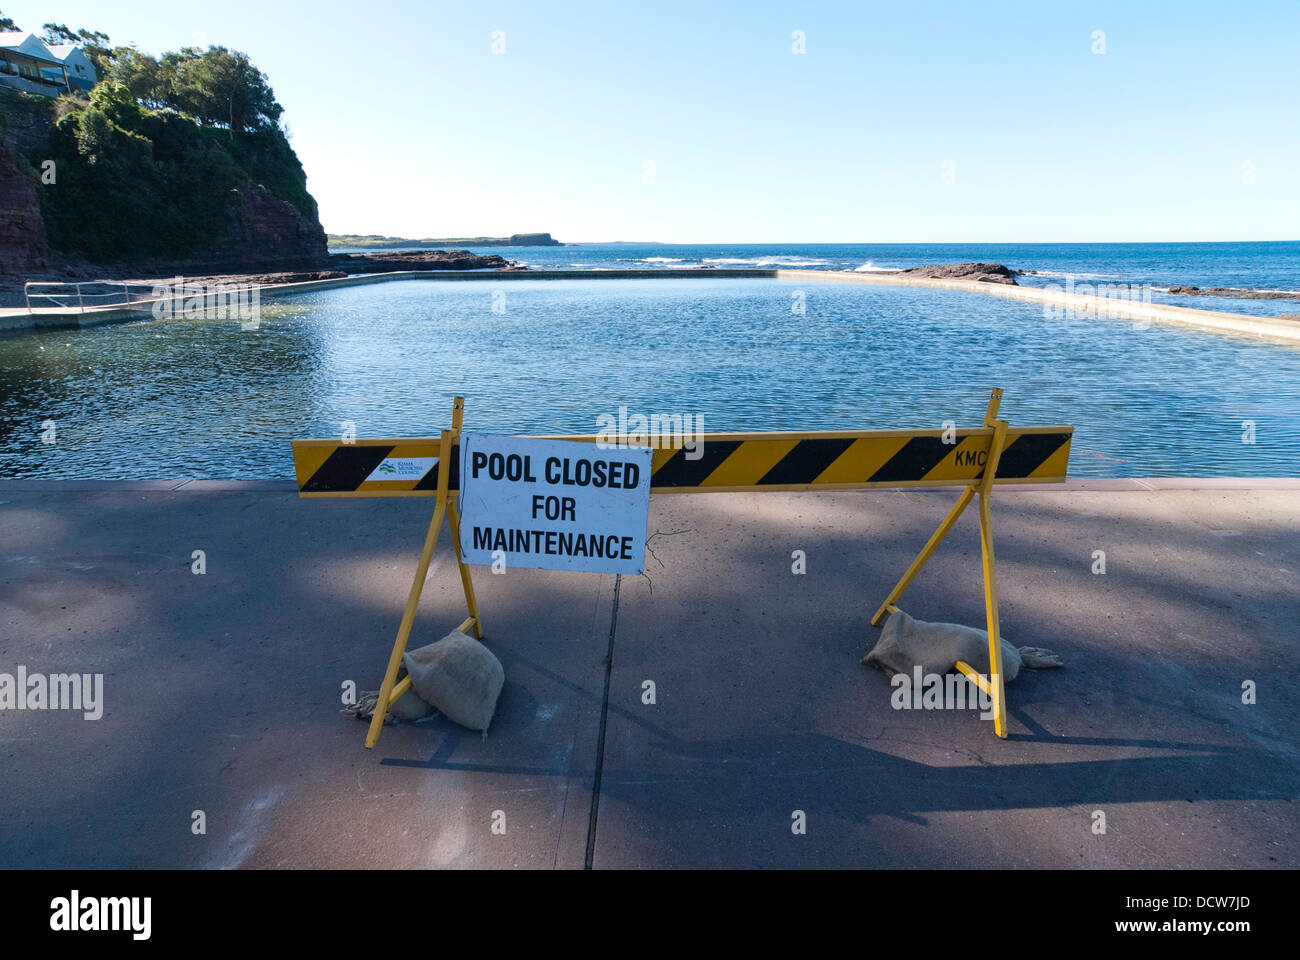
[1,278,1297,479]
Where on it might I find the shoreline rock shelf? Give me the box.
[1166,285,1300,300]
[327,250,519,273]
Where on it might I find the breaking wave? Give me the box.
[702,256,831,267]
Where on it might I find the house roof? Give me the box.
[0,32,64,66]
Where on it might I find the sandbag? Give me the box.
[862,609,1061,681]
[380,687,438,720]
[404,631,504,734]
[342,671,438,725]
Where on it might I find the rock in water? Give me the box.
[899,262,1019,284]
[1167,285,1299,300]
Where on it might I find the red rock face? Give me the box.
[226,183,329,270]
[0,143,51,276]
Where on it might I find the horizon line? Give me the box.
[327,236,1300,246]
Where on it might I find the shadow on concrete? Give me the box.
[2,485,1297,867]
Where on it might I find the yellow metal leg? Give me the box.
[389,675,412,703]
[365,425,456,750]
[365,496,446,749]
[976,415,1010,739]
[446,395,482,637]
[870,486,975,626]
[871,389,1007,628]
[953,659,993,697]
[978,492,1007,738]
[871,390,1014,740]
[447,498,484,640]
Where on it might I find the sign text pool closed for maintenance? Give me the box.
[457,434,652,574]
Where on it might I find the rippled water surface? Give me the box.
[2,278,1298,479]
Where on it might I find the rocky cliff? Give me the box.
[226,182,329,270]
[0,85,330,280]
[1,169,330,281]
[0,142,51,276]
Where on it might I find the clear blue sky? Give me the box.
[6,0,1298,242]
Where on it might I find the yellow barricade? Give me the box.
[291,389,1072,746]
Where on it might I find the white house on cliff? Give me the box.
[0,32,97,97]
[45,43,98,93]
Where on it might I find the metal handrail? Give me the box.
[23,280,152,313]
[22,280,261,323]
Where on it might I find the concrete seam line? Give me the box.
[584,572,621,870]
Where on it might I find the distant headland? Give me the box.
[328,232,564,249]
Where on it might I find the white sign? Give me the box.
[458,434,652,574]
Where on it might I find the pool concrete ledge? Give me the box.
[1,481,1297,868]
[781,269,1300,345]
[4,267,1299,344]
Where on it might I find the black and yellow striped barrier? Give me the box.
[292,427,1071,497]
[291,390,1072,746]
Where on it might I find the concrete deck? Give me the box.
[1,481,1297,868]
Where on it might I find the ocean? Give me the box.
[335,240,1300,318]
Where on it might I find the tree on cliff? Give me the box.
[104,48,166,108]
[41,23,79,43]
[161,46,282,135]
[9,18,285,140]
[98,44,284,137]
[12,29,320,265]
[36,76,317,262]
[43,81,238,260]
